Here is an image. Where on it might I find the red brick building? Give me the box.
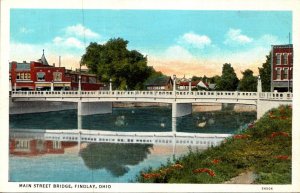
[9,51,104,91]
[271,44,293,92]
[9,138,77,156]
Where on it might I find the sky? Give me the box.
[10,9,292,78]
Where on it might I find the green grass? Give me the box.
[136,105,292,184]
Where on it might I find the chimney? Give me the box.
[23,61,26,63]
[53,63,55,67]
[59,56,61,67]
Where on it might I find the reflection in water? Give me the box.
[80,143,153,177]
[10,107,256,133]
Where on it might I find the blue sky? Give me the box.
[10,9,292,77]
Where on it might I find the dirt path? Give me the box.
[224,171,257,184]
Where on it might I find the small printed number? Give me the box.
[262,187,273,191]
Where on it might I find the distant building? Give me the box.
[178,81,200,90]
[271,44,293,92]
[144,76,173,91]
[9,51,104,91]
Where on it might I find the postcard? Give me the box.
[0,0,300,192]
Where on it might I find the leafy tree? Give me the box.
[216,63,239,91]
[191,76,202,82]
[209,75,221,84]
[238,69,257,92]
[258,53,271,92]
[81,38,153,90]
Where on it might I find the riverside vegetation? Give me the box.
[136,105,292,184]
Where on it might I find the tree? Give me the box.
[80,38,153,90]
[258,53,271,92]
[191,76,202,82]
[216,63,239,91]
[238,69,257,91]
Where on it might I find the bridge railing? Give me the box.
[259,92,293,100]
[11,90,259,100]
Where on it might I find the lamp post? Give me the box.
[173,75,176,92]
[188,78,192,92]
[257,75,262,93]
[109,78,112,91]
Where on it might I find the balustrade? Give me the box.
[11,90,292,101]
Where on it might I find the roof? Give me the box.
[208,83,216,89]
[178,81,200,86]
[145,76,172,86]
[16,62,31,70]
[38,50,49,66]
[272,44,293,49]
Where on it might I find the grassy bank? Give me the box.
[136,105,292,184]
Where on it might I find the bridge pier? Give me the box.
[172,103,192,118]
[257,99,292,119]
[77,101,112,116]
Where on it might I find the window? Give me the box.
[82,76,87,83]
[16,73,20,79]
[37,72,45,81]
[276,54,281,65]
[283,54,288,65]
[283,68,288,79]
[276,68,281,80]
[89,77,96,83]
[53,72,62,82]
[290,68,293,79]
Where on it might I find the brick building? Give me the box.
[9,51,104,91]
[271,44,293,92]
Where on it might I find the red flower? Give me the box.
[280,116,288,120]
[211,159,220,164]
[193,168,216,177]
[233,134,250,139]
[141,173,161,179]
[270,131,289,139]
[275,155,290,160]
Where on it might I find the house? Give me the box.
[144,76,173,91]
[9,50,104,91]
[177,81,200,90]
[197,80,209,90]
[271,44,293,92]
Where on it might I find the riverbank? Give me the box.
[113,102,256,113]
[137,105,292,184]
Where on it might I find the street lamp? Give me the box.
[173,75,176,92]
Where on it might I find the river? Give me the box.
[9,106,256,182]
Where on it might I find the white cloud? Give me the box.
[10,41,82,70]
[64,24,100,39]
[164,45,194,60]
[178,32,211,49]
[53,36,84,49]
[224,28,253,45]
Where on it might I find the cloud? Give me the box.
[10,41,82,70]
[53,36,84,49]
[64,24,100,39]
[178,32,211,49]
[164,45,194,60]
[224,28,253,45]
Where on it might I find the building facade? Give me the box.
[144,76,173,91]
[271,44,293,92]
[10,52,104,91]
